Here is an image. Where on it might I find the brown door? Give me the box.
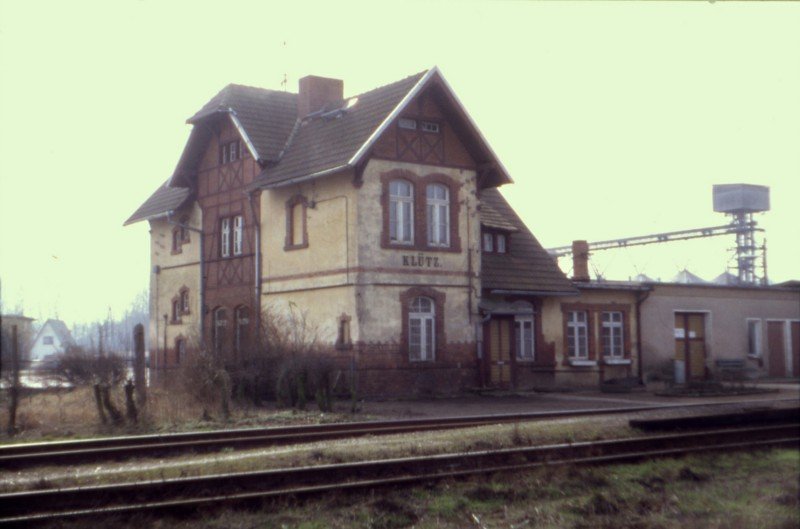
[487,318,512,388]
[674,313,707,381]
[767,321,787,378]
[792,322,800,378]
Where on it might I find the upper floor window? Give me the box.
[420,121,440,133]
[482,231,509,254]
[43,336,54,345]
[220,215,243,257]
[426,184,450,247]
[409,296,435,361]
[515,315,535,360]
[389,180,414,244]
[601,311,624,357]
[220,140,241,164]
[482,232,494,252]
[398,118,417,130]
[180,288,190,314]
[285,196,309,250]
[567,311,588,358]
[171,298,181,323]
[233,215,243,255]
[172,228,182,253]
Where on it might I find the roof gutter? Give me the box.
[490,289,578,297]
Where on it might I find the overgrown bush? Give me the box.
[179,345,231,421]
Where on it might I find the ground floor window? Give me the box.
[747,319,761,357]
[514,315,535,359]
[567,310,588,358]
[601,311,624,357]
[213,307,228,354]
[409,296,435,361]
[234,306,250,355]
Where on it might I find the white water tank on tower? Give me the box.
[713,184,770,214]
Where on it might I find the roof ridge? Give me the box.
[225,82,297,96]
[349,69,428,99]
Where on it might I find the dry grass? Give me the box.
[37,449,800,529]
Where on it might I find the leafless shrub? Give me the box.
[178,344,231,421]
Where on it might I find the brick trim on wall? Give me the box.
[399,286,446,362]
[380,169,462,253]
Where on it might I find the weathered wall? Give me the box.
[540,288,640,388]
[148,202,202,368]
[640,284,800,379]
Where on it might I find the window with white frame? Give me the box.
[496,233,507,253]
[482,232,494,252]
[220,218,231,257]
[515,315,535,360]
[747,319,761,356]
[233,215,243,256]
[409,296,435,361]
[567,311,588,358]
[601,311,624,357]
[389,180,414,244]
[426,184,450,247]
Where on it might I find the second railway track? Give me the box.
[0,422,796,527]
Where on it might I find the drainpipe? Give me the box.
[246,191,262,337]
[635,288,651,384]
[167,212,205,340]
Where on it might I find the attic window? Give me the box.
[220,140,241,164]
[420,121,440,133]
[398,118,417,130]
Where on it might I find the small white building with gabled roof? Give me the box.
[30,319,75,363]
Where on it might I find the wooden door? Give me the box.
[792,322,799,378]
[767,321,786,378]
[674,313,707,381]
[487,318,512,388]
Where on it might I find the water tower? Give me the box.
[712,184,770,285]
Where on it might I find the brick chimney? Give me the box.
[297,75,344,118]
[572,240,590,282]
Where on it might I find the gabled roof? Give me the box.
[251,67,511,189]
[124,181,191,226]
[479,188,576,296]
[128,67,512,225]
[187,84,298,163]
[34,319,75,347]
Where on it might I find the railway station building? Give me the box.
[125,67,628,395]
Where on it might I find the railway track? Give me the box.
[1,398,796,469]
[0,422,796,527]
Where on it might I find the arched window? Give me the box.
[213,307,228,354]
[234,306,250,356]
[426,184,450,247]
[389,180,414,244]
[408,296,435,361]
[180,288,190,314]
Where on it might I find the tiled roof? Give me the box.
[188,84,298,162]
[252,71,427,188]
[124,182,190,226]
[479,188,576,295]
[480,201,519,232]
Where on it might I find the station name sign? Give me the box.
[402,253,443,268]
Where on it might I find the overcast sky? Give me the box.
[1,1,798,325]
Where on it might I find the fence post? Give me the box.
[133,324,146,406]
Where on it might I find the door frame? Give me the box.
[765,319,799,377]
[673,310,709,381]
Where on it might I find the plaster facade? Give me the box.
[639,283,800,380]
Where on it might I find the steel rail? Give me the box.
[0,423,796,526]
[1,398,795,469]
